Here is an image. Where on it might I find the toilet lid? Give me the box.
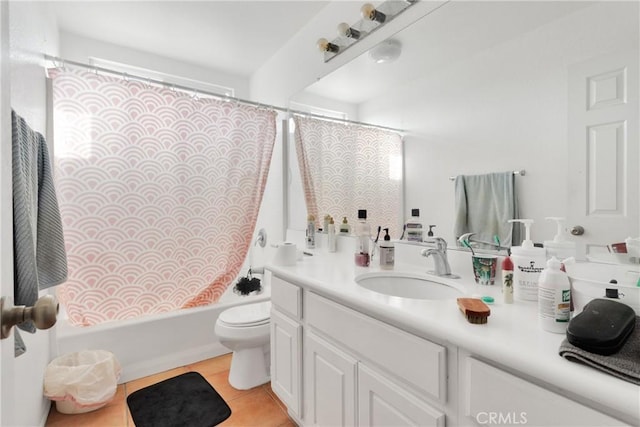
[219,301,271,327]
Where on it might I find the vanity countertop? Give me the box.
[266,247,639,424]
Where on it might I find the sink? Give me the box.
[355,272,463,299]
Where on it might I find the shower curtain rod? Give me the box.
[44,55,405,134]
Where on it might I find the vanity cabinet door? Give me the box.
[305,331,357,427]
[358,364,445,427]
[270,308,302,418]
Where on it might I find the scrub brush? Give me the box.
[457,298,490,324]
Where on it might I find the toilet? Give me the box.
[215,301,271,390]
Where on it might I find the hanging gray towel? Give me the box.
[12,110,67,356]
[559,317,640,385]
[453,171,521,248]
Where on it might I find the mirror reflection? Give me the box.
[289,0,639,256]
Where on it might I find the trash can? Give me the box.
[44,350,121,414]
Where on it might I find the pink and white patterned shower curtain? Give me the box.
[50,69,276,326]
[293,116,402,238]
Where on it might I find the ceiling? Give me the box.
[49,0,329,77]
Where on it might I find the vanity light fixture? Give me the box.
[337,22,361,40]
[361,3,386,23]
[317,38,339,53]
[317,0,417,63]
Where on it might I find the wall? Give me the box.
[8,2,59,425]
[59,32,250,99]
[356,2,638,244]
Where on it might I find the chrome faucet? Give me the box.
[421,237,459,278]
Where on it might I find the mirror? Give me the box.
[289,1,639,250]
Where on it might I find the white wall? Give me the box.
[8,2,59,425]
[356,2,638,245]
[59,32,251,99]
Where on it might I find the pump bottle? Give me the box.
[543,217,576,260]
[379,228,394,269]
[508,219,546,301]
[339,217,351,235]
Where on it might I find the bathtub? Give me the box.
[53,279,270,383]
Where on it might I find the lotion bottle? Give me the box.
[538,257,571,333]
[508,219,546,301]
[543,217,576,260]
[327,217,337,253]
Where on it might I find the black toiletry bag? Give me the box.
[566,299,636,355]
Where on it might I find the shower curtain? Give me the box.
[50,69,276,326]
[293,115,402,238]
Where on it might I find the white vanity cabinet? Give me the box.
[269,272,447,426]
[270,276,303,419]
[458,354,631,427]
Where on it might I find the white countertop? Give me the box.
[266,243,640,425]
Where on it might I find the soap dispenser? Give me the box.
[355,210,371,266]
[379,228,394,270]
[543,217,576,260]
[508,219,547,301]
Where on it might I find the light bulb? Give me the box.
[361,3,386,23]
[337,22,361,40]
[317,38,339,53]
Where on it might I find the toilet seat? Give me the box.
[218,301,271,328]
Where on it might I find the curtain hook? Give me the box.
[145,77,151,89]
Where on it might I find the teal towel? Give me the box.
[12,110,67,356]
[454,171,521,249]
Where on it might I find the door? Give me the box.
[358,364,445,427]
[0,0,15,424]
[568,50,639,258]
[305,331,357,426]
[270,308,302,417]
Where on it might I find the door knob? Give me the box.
[570,225,585,236]
[1,295,59,339]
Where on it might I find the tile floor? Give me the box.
[45,353,296,427]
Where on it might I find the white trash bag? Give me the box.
[44,350,121,414]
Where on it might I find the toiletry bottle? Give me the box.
[508,219,546,301]
[538,257,571,333]
[306,214,316,249]
[427,225,436,237]
[323,214,331,234]
[379,228,394,270]
[543,217,576,260]
[501,255,514,304]
[355,209,371,266]
[327,216,337,253]
[406,209,423,242]
[339,216,351,235]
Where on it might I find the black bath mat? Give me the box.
[127,371,231,427]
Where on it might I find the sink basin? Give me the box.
[355,272,463,299]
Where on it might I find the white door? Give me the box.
[270,308,302,417]
[568,50,639,257]
[0,1,15,424]
[358,364,445,427]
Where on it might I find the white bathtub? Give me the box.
[53,281,270,383]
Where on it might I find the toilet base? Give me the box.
[228,346,270,390]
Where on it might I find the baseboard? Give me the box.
[120,342,231,383]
